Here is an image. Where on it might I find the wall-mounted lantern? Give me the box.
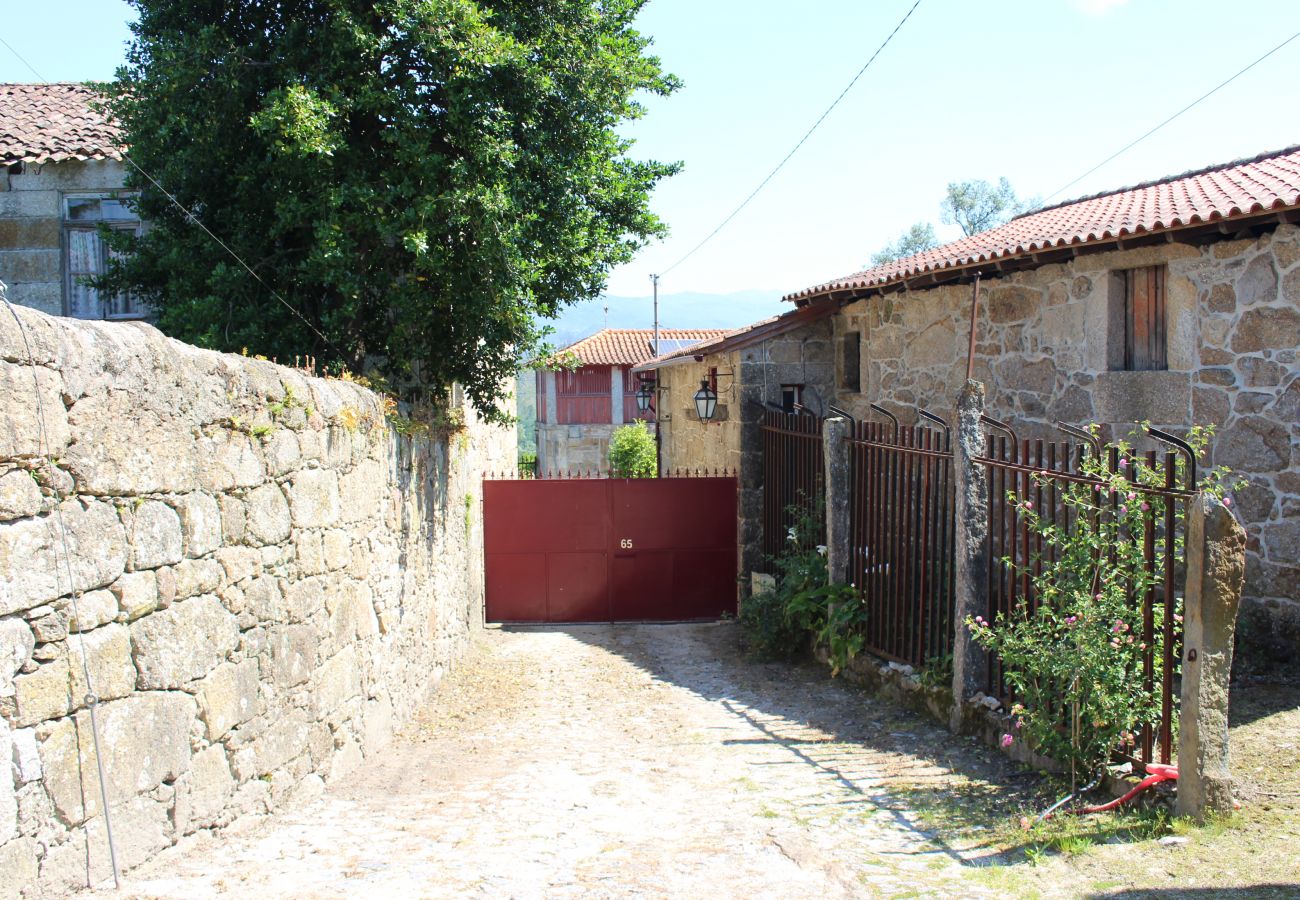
[694,379,719,423]
[635,377,655,414]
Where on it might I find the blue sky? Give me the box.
[4,0,1299,304]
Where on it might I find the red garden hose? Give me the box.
[1034,764,1178,823]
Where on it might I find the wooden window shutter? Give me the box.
[1124,265,1166,371]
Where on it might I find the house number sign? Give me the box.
[620,539,634,549]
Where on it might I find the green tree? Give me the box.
[608,423,656,477]
[869,222,939,265]
[99,0,680,421]
[941,177,1038,236]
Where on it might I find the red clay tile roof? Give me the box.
[557,329,730,367]
[634,302,839,371]
[0,83,123,167]
[787,145,1300,303]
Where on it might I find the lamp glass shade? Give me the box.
[635,380,654,412]
[694,380,718,422]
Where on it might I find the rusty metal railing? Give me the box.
[845,419,956,667]
[760,409,824,563]
[979,433,1189,768]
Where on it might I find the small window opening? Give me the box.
[840,332,861,392]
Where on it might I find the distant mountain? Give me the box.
[539,289,787,349]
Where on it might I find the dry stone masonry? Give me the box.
[0,305,512,897]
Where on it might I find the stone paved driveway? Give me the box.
[98,623,999,898]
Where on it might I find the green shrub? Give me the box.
[967,423,1240,783]
[741,500,861,672]
[608,424,657,478]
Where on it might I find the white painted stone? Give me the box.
[131,595,239,689]
[197,659,261,741]
[174,492,222,558]
[0,500,127,615]
[129,500,184,570]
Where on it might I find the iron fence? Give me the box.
[846,419,956,668]
[978,428,1192,767]
[760,409,824,562]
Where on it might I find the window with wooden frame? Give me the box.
[840,331,861,392]
[780,384,802,413]
[1114,265,1167,371]
[63,193,145,320]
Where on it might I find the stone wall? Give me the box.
[536,422,620,474]
[0,159,129,317]
[828,226,1299,654]
[0,306,513,896]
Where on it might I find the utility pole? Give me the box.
[650,273,661,474]
[650,273,660,355]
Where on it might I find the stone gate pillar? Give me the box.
[949,380,990,732]
[822,416,851,585]
[1176,494,1246,821]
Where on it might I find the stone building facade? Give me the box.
[0,306,513,895]
[646,147,1300,649]
[1,84,139,321]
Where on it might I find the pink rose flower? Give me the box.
[1001,734,1014,748]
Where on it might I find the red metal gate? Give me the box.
[483,476,738,623]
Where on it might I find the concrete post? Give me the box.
[822,416,851,585]
[610,366,623,425]
[1176,494,1246,821]
[950,380,990,732]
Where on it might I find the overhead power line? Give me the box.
[0,35,342,355]
[658,0,924,277]
[1043,29,1300,204]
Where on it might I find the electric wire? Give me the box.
[1042,30,1300,204]
[0,282,121,889]
[657,0,923,277]
[0,36,342,356]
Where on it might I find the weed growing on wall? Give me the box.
[966,424,1239,783]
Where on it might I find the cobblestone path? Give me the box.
[102,623,998,898]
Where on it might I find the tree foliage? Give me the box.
[100,0,680,421]
[868,177,1039,265]
[941,177,1037,236]
[869,222,939,266]
[608,423,657,477]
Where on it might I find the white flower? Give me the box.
[787,527,797,542]
[816,545,827,556]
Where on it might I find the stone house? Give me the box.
[641,146,1300,652]
[535,328,725,473]
[0,83,142,320]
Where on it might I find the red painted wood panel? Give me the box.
[483,476,738,623]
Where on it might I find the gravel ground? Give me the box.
[97,622,1007,899]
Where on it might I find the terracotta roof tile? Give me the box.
[787,145,1300,302]
[556,329,730,367]
[0,83,123,167]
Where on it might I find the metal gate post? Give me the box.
[949,380,990,732]
[822,416,851,586]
